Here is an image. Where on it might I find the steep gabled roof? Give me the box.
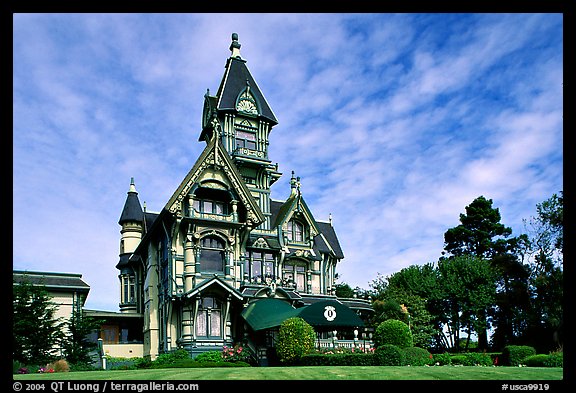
[316,221,345,259]
[215,42,278,124]
[164,133,265,226]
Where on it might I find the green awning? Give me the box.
[296,300,365,330]
[241,298,365,332]
[241,298,299,331]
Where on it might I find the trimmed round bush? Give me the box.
[502,345,536,366]
[401,347,433,366]
[275,317,315,364]
[374,319,413,348]
[374,344,404,366]
[524,354,549,367]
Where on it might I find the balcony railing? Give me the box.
[189,209,238,223]
[233,147,267,160]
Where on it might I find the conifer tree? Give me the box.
[13,279,65,364]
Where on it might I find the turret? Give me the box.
[116,177,143,313]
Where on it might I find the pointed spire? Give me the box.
[119,177,144,225]
[230,32,241,58]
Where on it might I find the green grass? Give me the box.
[13,366,563,380]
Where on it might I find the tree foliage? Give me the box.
[13,279,65,364]
[61,309,102,365]
[374,319,413,348]
[367,193,562,353]
[275,317,315,364]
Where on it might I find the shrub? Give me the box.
[374,319,413,348]
[68,362,100,372]
[463,352,493,366]
[450,355,467,365]
[154,349,191,365]
[502,345,536,366]
[150,359,250,368]
[524,352,563,368]
[222,344,251,363]
[105,356,138,370]
[134,357,153,369]
[275,317,315,364]
[299,353,375,366]
[524,354,549,367]
[432,352,452,366]
[374,344,404,366]
[48,359,70,372]
[544,350,563,367]
[401,347,433,366]
[194,350,223,362]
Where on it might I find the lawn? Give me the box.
[13,366,563,381]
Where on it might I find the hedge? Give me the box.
[502,345,536,366]
[401,347,433,366]
[299,353,375,366]
[374,344,404,366]
[524,352,563,368]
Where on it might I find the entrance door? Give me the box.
[100,325,119,344]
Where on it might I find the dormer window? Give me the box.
[193,199,226,215]
[287,219,305,242]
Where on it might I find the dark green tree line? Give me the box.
[365,193,562,353]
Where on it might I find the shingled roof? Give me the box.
[13,270,90,293]
[118,178,144,225]
[215,35,278,125]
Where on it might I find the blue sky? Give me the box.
[13,13,563,312]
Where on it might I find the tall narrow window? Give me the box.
[200,236,225,272]
[121,274,136,303]
[196,297,222,338]
[287,219,305,242]
[284,261,307,292]
[248,252,276,281]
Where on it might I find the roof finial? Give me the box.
[329,213,333,226]
[128,177,137,194]
[290,171,297,197]
[230,32,241,58]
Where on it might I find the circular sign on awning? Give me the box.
[323,305,337,321]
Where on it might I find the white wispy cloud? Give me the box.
[13,13,562,310]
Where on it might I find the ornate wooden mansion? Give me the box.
[112,33,373,363]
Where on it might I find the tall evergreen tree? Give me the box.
[13,279,65,364]
[61,309,102,365]
[442,196,527,350]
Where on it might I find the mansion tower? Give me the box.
[115,34,372,361]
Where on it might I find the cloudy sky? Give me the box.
[13,13,563,311]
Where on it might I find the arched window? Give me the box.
[196,297,222,338]
[200,236,225,272]
[287,219,305,242]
